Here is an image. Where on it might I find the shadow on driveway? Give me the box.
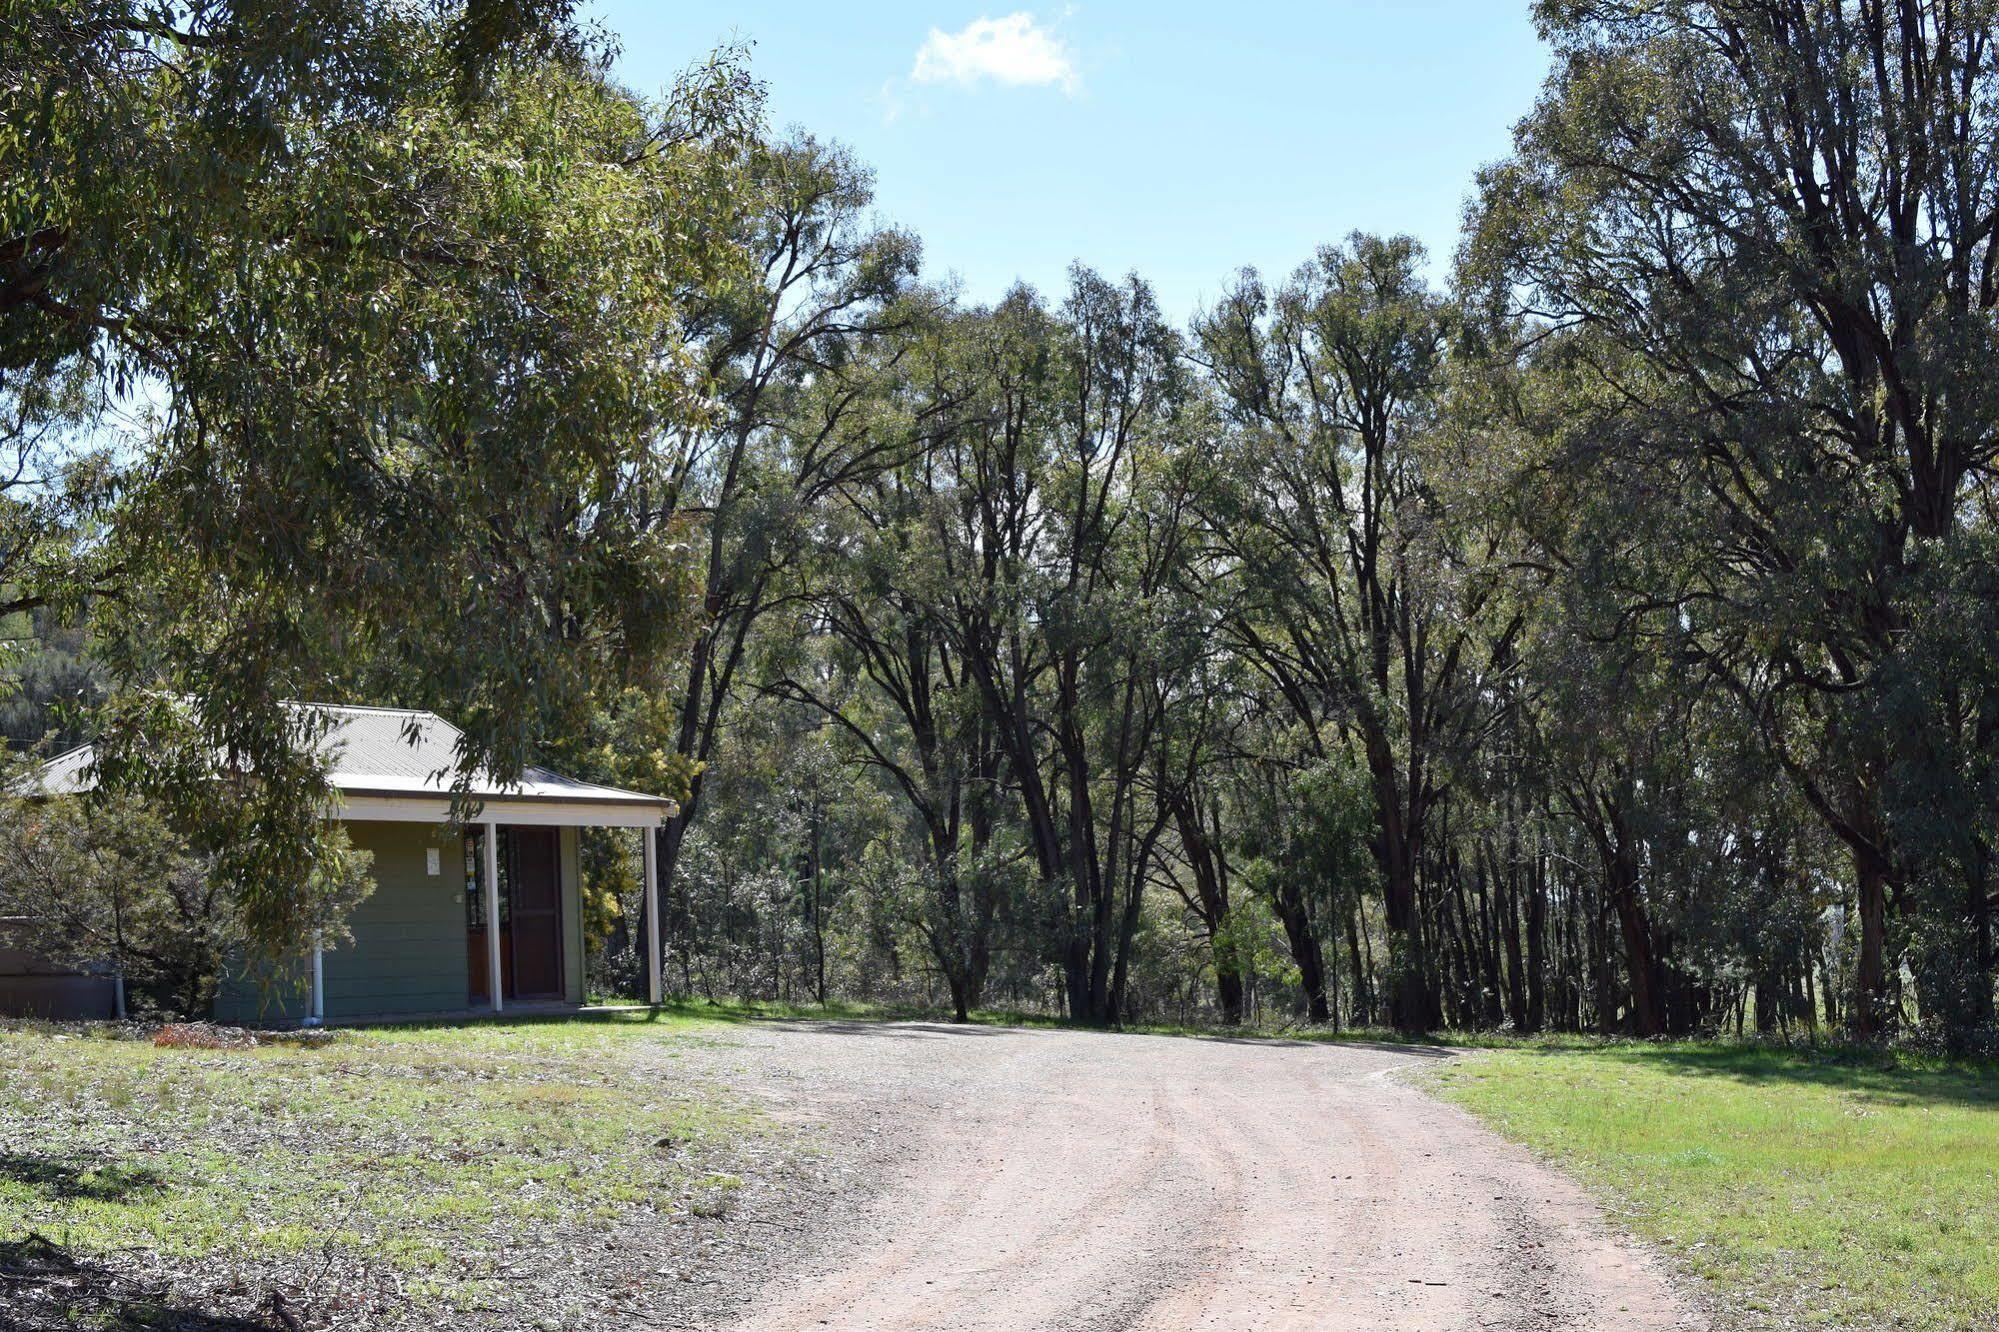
[745,1017,1463,1060]
[752,1019,1011,1040]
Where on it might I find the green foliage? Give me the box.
[0,783,371,1016]
[0,609,104,749]
[1468,0,1999,1045]
[5,2,761,961]
[3,0,1994,1058]
[1237,759,1376,915]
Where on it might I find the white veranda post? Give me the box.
[482,820,503,1014]
[643,827,661,1006]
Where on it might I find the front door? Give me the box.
[466,827,565,1004]
[506,828,564,1000]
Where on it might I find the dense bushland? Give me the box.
[5,1,1997,1047]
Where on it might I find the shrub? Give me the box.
[0,786,373,1018]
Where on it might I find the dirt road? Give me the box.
[705,1021,1702,1332]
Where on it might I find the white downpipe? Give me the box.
[483,820,504,1015]
[304,940,325,1027]
[643,827,662,1007]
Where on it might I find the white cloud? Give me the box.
[911,13,1080,95]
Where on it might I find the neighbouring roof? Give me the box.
[30,702,677,814]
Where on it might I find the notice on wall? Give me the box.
[426,847,441,877]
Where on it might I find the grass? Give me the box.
[0,1011,765,1317]
[1428,1042,1999,1332]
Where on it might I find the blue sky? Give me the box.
[584,4,1551,321]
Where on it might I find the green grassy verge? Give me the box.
[0,1012,761,1314]
[1428,1043,1999,1332]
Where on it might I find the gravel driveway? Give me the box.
[691,1020,1705,1332]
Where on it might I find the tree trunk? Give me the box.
[1382,844,1434,1033]
[655,813,698,993]
[804,795,827,1006]
[1342,909,1369,1027]
[1524,850,1547,1033]
[1271,882,1331,1024]
[1214,958,1245,1025]
[945,966,972,1024]
[1500,846,1528,1032]
[1851,850,1891,1041]
[1607,844,1664,1038]
[1365,731,1436,1033]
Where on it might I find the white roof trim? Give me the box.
[334,794,670,829]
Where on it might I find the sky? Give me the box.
[584,3,1553,322]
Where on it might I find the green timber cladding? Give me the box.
[213,822,587,1024]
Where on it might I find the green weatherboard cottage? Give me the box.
[22,705,677,1025]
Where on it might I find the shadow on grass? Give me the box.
[1506,1040,1999,1111]
[371,1002,1999,1086]
[0,1152,166,1203]
[365,1000,896,1035]
[1317,1039,1459,1059]
[0,1235,274,1331]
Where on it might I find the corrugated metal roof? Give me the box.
[29,703,675,811]
[32,744,99,798]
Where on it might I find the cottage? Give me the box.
[19,703,676,1024]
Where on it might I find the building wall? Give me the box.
[217,820,467,1023]
[215,820,582,1024]
[213,952,311,1025]
[324,821,473,1020]
[0,919,118,1020]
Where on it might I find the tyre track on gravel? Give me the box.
[703,1023,1703,1332]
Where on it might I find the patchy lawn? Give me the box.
[0,1012,804,1330]
[1429,1043,1999,1332]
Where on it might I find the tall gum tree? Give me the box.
[4,1,761,958]
[1197,236,1517,1032]
[649,134,922,971]
[922,273,1189,1024]
[1468,0,1999,1040]
[764,315,1005,1021]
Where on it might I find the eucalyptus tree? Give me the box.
[1219,729,1379,1026]
[1542,641,1705,1036]
[1115,392,1233,1021]
[1469,0,1999,1041]
[4,1,763,958]
[762,313,1005,1020]
[648,133,923,953]
[1149,645,1256,1024]
[1196,236,1519,1032]
[923,272,1192,1024]
[1141,460,1358,1027]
